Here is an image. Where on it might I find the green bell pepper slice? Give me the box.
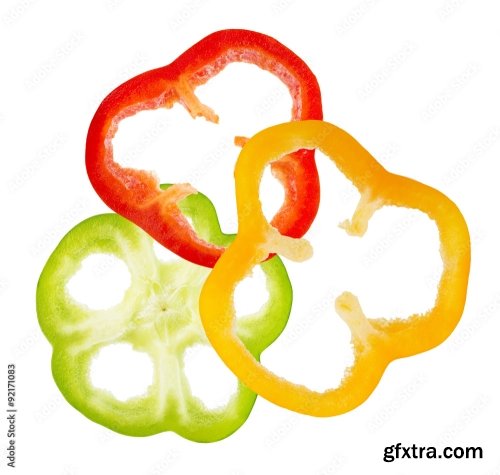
[36,188,292,442]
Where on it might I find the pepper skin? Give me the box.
[199,120,471,417]
[36,188,292,440]
[86,29,322,268]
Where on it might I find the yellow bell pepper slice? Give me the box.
[199,120,470,416]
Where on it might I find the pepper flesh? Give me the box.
[86,29,322,268]
[199,120,471,417]
[36,188,292,441]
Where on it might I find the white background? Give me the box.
[1,0,500,474]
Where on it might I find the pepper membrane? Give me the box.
[199,120,471,417]
[86,29,322,268]
[36,189,292,441]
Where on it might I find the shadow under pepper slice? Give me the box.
[86,29,322,268]
[199,120,471,417]
[36,188,292,441]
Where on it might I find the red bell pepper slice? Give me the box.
[86,29,322,267]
